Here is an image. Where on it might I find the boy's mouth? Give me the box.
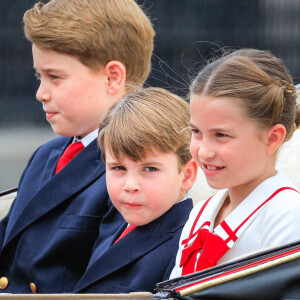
[45,111,57,120]
[124,202,142,209]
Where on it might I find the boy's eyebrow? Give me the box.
[140,161,164,166]
[106,160,164,165]
[33,66,63,73]
[106,161,121,165]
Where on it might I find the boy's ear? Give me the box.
[181,159,198,191]
[265,124,286,154]
[104,61,126,95]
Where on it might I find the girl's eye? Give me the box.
[144,166,158,172]
[191,128,202,135]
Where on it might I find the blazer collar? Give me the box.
[4,138,105,246]
[75,199,193,291]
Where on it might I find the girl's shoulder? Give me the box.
[259,187,300,247]
[264,187,300,214]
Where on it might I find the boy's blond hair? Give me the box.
[98,87,191,170]
[23,0,154,89]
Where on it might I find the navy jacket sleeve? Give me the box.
[75,199,193,294]
[0,137,123,293]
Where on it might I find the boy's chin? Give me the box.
[49,125,78,137]
[124,217,148,227]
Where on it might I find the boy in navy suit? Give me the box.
[0,0,154,294]
[75,87,198,294]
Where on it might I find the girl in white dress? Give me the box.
[171,49,300,278]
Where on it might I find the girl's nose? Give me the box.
[197,139,215,160]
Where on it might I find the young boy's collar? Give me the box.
[73,129,98,147]
[178,197,188,204]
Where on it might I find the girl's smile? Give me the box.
[190,94,276,202]
[202,163,225,176]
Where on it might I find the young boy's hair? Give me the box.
[23,0,155,89]
[98,87,191,170]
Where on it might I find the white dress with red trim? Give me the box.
[170,171,300,278]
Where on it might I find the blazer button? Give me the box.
[0,277,8,289]
[30,282,37,294]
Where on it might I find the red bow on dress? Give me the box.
[180,228,230,275]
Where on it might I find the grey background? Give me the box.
[1,0,300,190]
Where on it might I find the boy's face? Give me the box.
[105,149,187,226]
[32,44,115,137]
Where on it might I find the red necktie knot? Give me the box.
[55,141,84,174]
[114,225,137,244]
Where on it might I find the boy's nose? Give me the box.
[123,175,140,193]
[36,82,51,102]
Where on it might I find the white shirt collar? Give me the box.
[73,129,98,147]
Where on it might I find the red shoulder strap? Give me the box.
[182,196,213,246]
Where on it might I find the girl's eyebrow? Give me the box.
[189,122,233,133]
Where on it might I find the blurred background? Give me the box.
[1,0,300,190]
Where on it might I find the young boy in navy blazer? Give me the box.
[0,0,154,294]
[75,87,198,294]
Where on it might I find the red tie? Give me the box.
[55,141,84,174]
[114,225,137,244]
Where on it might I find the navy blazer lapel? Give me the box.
[75,199,193,291]
[42,138,70,181]
[4,139,105,246]
[3,138,69,245]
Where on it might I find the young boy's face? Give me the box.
[32,44,114,138]
[105,149,187,226]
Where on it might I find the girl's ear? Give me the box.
[181,159,198,191]
[266,124,286,154]
[104,60,126,95]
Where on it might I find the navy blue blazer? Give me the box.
[0,136,122,293]
[74,199,193,294]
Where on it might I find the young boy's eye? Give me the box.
[112,166,126,171]
[216,132,229,138]
[144,166,158,172]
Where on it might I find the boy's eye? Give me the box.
[144,166,158,172]
[112,166,126,171]
[216,132,229,138]
[35,72,41,80]
[49,74,60,80]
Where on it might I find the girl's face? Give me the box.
[189,94,276,197]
